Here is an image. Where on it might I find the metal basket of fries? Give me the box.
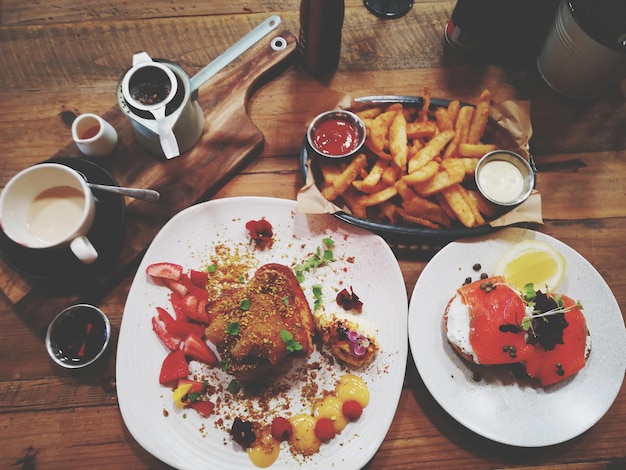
[299,92,538,248]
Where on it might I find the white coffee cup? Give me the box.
[0,163,98,264]
[72,113,119,157]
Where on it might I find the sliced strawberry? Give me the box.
[170,293,186,320]
[147,262,183,281]
[188,400,215,417]
[159,349,188,385]
[190,269,209,288]
[156,306,205,338]
[163,278,189,297]
[169,319,206,338]
[181,294,209,324]
[152,316,181,351]
[181,333,218,366]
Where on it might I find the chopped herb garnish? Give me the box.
[312,284,323,311]
[227,322,240,336]
[280,329,303,352]
[207,263,218,273]
[282,295,290,306]
[240,298,251,311]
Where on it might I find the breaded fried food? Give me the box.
[205,263,315,382]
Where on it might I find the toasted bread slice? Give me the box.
[205,263,314,382]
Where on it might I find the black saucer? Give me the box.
[0,157,126,280]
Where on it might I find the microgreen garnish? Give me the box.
[312,284,323,311]
[508,283,584,350]
[280,329,303,352]
[227,322,240,336]
[295,238,336,282]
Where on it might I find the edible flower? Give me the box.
[347,329,370,357]
[336,286,363,313]
[245,219,274,250]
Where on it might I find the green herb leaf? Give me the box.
[282,296,290,306]
[312,284,323,311]
[207,264,218,273]
[187,391,201,402]
[280,329,303,352]
[240,298,251,311]
[227,322,240,336]
[227,379,241,394]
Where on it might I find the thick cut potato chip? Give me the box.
[408,130,454,173]
[322,153,368,201]
[402,160,440,184]
[406,121,437,139]
[458,143,497,158]
[467,89,491,144]
[441,184,475,228]
[443,105,473,159]
[435,107,454,132]
[389,111,409,171]
[358,185,399,207]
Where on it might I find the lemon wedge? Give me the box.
[494,239,566,291]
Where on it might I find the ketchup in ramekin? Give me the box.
[307,110,366,159]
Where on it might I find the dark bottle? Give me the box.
[298,0,345,77]
[444,0,492,52]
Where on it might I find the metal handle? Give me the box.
[88,183,161,202]
[190,15,282,93]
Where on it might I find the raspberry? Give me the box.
[270,416,293,441]
[342,400,363,421]
[314,417,336,442]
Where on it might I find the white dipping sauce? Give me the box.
[477,159,524,204]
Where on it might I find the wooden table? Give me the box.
[1,1,625,468]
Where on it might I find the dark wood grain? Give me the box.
[1,1,625,469]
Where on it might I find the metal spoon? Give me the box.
[87,182,160,202]
[74,169,160,202]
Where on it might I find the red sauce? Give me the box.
[313,118,360,156]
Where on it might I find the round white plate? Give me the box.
[408,227,626,447]
[117,197,408,469]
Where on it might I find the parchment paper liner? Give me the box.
[297,96,543,229]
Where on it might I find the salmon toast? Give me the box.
[445,276,590,386]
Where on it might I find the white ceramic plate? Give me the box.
[117,197,408,469]
[408,227,626,447]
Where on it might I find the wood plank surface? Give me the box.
[1,1,625,469]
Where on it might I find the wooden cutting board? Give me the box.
[0,28,297,335]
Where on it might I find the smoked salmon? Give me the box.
[446,276,590,386]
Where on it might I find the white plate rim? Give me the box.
[116,196,408,469]
[408,226,626,447]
